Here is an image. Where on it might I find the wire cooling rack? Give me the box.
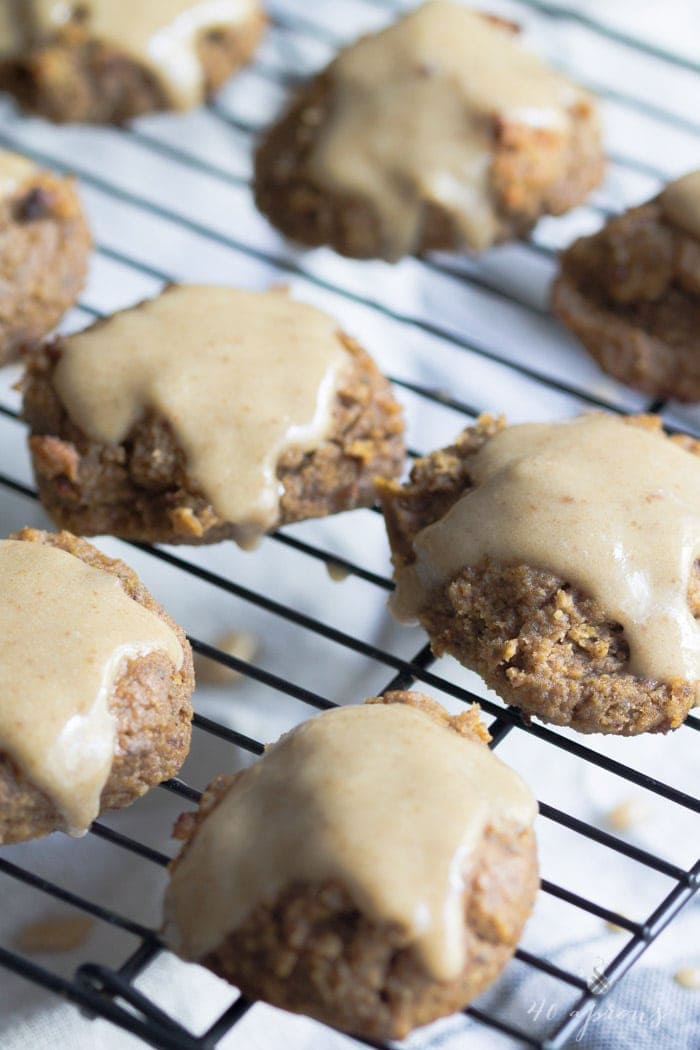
[0,1,698,1047]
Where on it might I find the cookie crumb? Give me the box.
[15,915,94,953]
[326,560,350,582]
[674,968,700,989]
[196,631,258,685]
[604,919,629,934]
[606,799,649,831]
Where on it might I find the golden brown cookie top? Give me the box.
[52,285,352,546]
[0,537,182,835]
[163,696,536,979]
[307,0,592,259]
[392,414,700,697]
[2,0,261,109]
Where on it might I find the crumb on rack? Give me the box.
[606,799,649,832]
[15,915,94,953]
[326,560,350,582]
[195,631,259,686]
[605,919,631,934]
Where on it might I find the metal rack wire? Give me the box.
[0,1,698,1047]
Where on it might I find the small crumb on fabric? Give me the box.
[195,631,258,686]
[15,916,94,953]
[674,968,700,989]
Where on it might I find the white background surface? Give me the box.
[0,1,698,1047]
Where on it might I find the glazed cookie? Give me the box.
[164,691,538,1041]
[0,149,90,366]
[379,415,700,736]
[0,528,193,844]
[24,285,405,546]
[0,0,265,123]
[254,1,604,262]
[552,170,700,402]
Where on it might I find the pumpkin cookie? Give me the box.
[24,285,405,546]
[0,0,266,123]
[164,691,538,1041]
[254,1,603,261]
[0,528,193,844]
[552,170,700,402]
[0,149,90,366]
[380,414,700,735]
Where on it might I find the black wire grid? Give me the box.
[0,1,698,1047]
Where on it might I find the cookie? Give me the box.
[0,0,266,123]
[164,691,538,1041]
[0,528,193,844]
[0,149,90,366]
[24,285,405,546]
[379,414,700,735]
[254,1,604,261]
[552,170,700,402]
